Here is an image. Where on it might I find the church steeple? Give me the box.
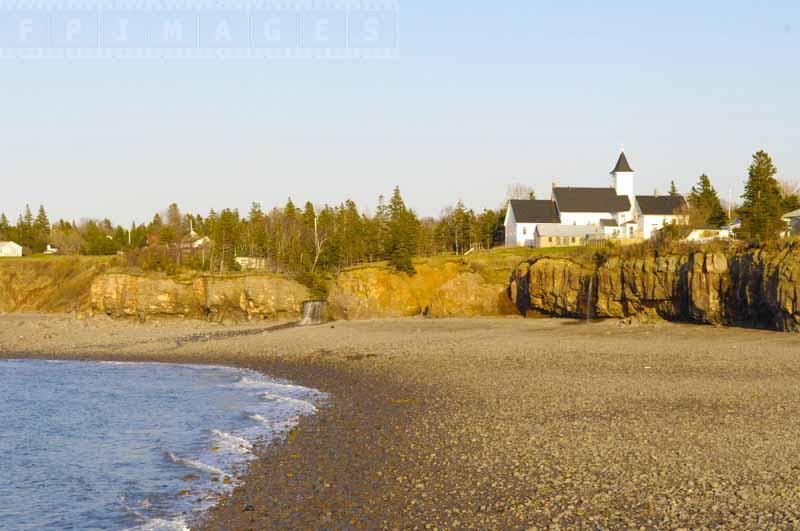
[611,149,635,203]
[611,151,634,174]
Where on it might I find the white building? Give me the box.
[235,256,269,271]
[504,199,560,247]
[503,151,689,247]
[552,186,632,227]
[782,209,800,238]
[635,195,689,239]
[685,227,732,242]
[0,241,23,257]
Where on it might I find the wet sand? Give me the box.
[3,313,800,529]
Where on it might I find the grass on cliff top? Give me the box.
[0,254,117,264]
[342,246,581,285]
[0,255,115,313]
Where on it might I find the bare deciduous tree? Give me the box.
[506,183,536,201]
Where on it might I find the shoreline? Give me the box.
[0,315,427,529]
[4,314,800,528]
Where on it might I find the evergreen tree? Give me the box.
[474,209,500,249]
[302,201,316,227]
[31,205,51,252]
[212,209,240,273]
[385,187,419,274]
[739,151,784,240]
[285,198,298,219]
[669,181,678,196]
[34,205,50,234]
[687,174,727,228]
[0,213,9,239]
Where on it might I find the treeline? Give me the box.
[0,187,504,281]
[667,151,800,240]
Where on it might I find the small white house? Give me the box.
[0,241,23,257]
[782,209,800,238]
[235,256,268,271]
[504,200,560,247]
[686,227,732,243]
[635,195,689,239]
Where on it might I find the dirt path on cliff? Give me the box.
[3,314,800,529]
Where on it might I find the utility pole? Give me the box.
[728,187,733,222]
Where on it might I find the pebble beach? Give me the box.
[3,314,800,529]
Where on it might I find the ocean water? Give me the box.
[0,359,325,531]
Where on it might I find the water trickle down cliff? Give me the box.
[508,246,800,332]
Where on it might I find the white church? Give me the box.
[504,151,688,248]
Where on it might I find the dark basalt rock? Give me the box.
[509,245,800,332]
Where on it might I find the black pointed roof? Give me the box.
[611,151,634,173]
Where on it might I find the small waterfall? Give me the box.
[299,300,327,326]
[585,274,594,322]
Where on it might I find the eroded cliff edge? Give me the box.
[327,261,518,319]
[90,273,309,321]
[509,245,800,331]
[0,259,309,321]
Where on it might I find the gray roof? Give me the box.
[636,195,687,215]
[553,187,631,213]
[599,219,619,227]
[612,152,634,173]
[535,223,596,237]
[509,199,560,224]
[782,209,800,219]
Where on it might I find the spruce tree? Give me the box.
[33,205,50,252]
[285,198,298,219]
[669,181,678,196]
[385,187,419,274]
[739,151,784,240]
[302,201,316,227]
[688,174,727,228]
[0,213,9,239]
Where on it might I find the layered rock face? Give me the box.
[90,273,309,321]
[328,262,517,320]
[508,246,800,331]
[0,258,106,313]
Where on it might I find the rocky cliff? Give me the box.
[328,261,517,319]
[0,258,109,313]
[90,273,309,321]
[509,245,800,331]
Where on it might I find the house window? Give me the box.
[522,227,527,235]
[571,237,576,244]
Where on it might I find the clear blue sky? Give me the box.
[2,0,798,223]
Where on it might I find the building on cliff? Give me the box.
[0,241,23,257]
[783,209,800,238]
[503,199,560,247]
[504,151,688,247]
